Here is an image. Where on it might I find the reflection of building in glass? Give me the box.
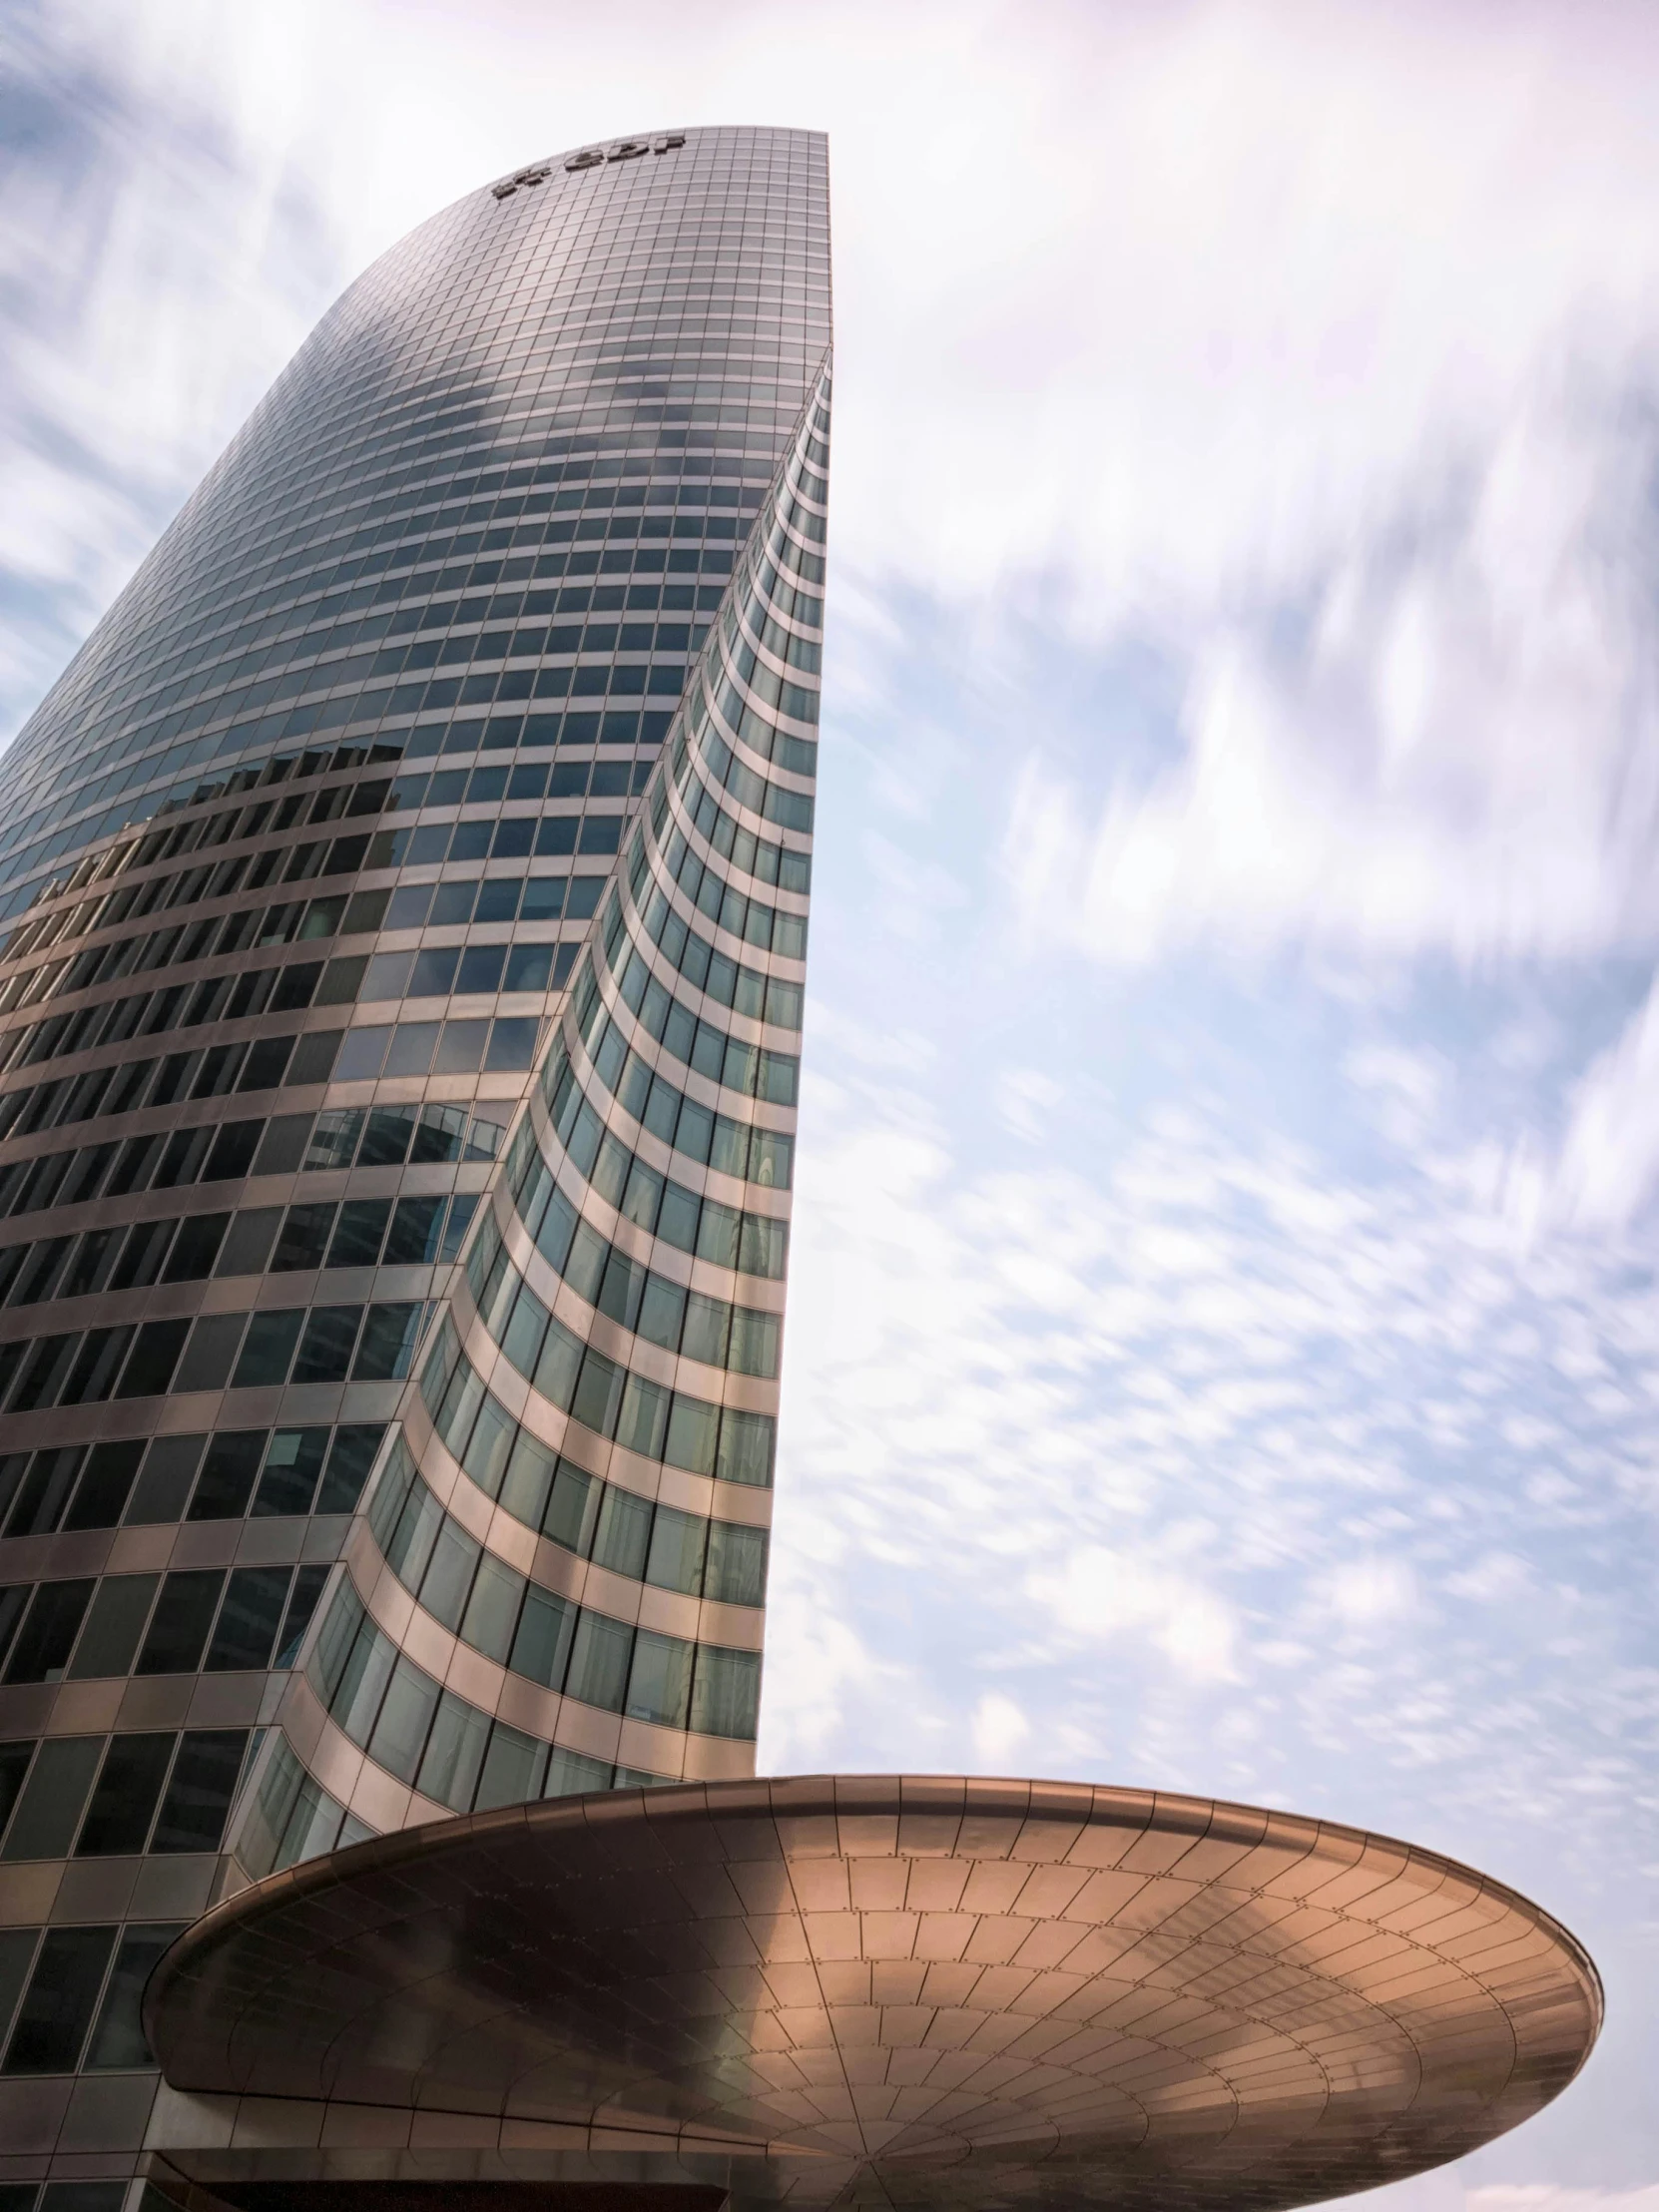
[0,126,1599,2212]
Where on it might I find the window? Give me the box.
[626,1629,693,1729]
[272,1203,334,1271]
[2,1925,117,2074]
[205,1568,292,1670]
[150,1730,249,1852]
[252,1427,328,1515]
[290,1304,362,1382]
[135,1571,223,1675]
[188,1430,266,1518]
[690,1644,761,1740]
[67,1576,159,1681]
[0,1738,103,1860]
[84,1923,188,2069]
[327,1199,388,1268]
[76,1735,174,1855]
[3,1580,93,1685]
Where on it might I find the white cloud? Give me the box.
[970,1691,1029,1769]
[1003,385,1659,968]
[994,1068,1064,1142]
[1031,1544,1242,1683]
[1446,1551,1535,1603]
[1322,1554,1420,1629]
[1554,971,1659,1232]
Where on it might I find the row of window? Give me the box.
[0,1294,432,1417]
[356,938,578,1002]
[3,829,605,1056]
[0,1029,339,1151]
[10,649,639,924]
[0,900,369,1046]
[478,1149,782,1385]
[304,1099,504,1171]
[342,658,673,713]
[5,752,399,952]
[234,585,718,680]
[394,722,663,772]
[256,1189,479,1276]
[457,1197,774,1462]
[0,1423,383,1539]
[0,1090,508,1228]
[687,667,819,811]
[172,485,743,648]
[647,780,808,964]
[653,750,811,896]
[3,880,358,1020]
[16,636,665,903]
[501,1135,781,1388]
[239,1728,635,1889]
[748,552,822,642]
[333,1011,544,1082]
[0,1560,325,1692]
[377,1403,765,1611]
[0,2182,138,2212]
[365,503,751,561]
[552,997,793,1194]
[379,869,599,928]
[0,1728,251,1867]
[614,909,801,1037]
[627,867,802,1043]
[389,755,652,812]
[212,581,719,687]
[685,606,821,784]
[315,1545,758,1769]
[759,476,829,584]
[586,899,799,1108]
[247,498,744,605]
[0,743,406,961]
[362,620,702,683]
[322,630,691,690]
[398,811,627,865]
[219,610,696,696]
[0,1189,476,1318]
[0,1113,293,1224]
[358,480,755,533]
[0,1917,185,2077]
[679,706,815,834]
[173,546,727,739]
[421,1297,774,1501]
[369,450,776,499]
[0,975,348,1091]
[718,575,825,685]
[539,1041,789,1276]
[365,448,764,510]
[67,804,389,933]
[0,1052,490,1163]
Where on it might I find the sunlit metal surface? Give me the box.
[143,1774,1599,2212]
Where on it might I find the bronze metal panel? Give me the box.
[146,1775,1599,2212]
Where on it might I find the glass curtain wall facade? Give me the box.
[0,126,830,2202]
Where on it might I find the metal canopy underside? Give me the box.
[144,1774,1601,2212]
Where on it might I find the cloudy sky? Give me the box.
[5,2,1659,2203]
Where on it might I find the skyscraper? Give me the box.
[0,125,830,2195]
[0,123,1599,2212]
